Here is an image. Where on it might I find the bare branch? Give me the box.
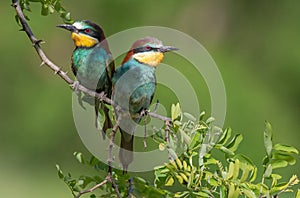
[75,179,108,198]
[75,173,121,198]
[108,119,120,173]
[107,173,122,198]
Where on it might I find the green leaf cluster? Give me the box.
[18,0,73,23]
[57,104,299,197]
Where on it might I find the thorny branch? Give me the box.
[12,0,172,197]
[12,0,172,123]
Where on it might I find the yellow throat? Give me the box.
[71,32,98,47]
[133,52,164,67]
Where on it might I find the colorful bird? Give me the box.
[112,37,178,173]
[57,20,115,137]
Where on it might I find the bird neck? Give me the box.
[122,50,164,67]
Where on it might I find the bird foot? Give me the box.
[76,92,86,110]
[140,109,150,117]
[70,81,80,93]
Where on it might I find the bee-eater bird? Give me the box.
[112,37,178,173]
[57,20,115,137]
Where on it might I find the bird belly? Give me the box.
[72,47,110,92]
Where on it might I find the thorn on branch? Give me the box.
[33,39,45,46]
[19,28,25,32]
[40,61,45,67]
[60,70,68,75]
[70,81,80,91]
[11,2,17,8]
[54,68,61,75]
[96,91,106,101]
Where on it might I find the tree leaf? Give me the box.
[171,103,181,121]
[189,130,201,149]
[264,121,273,157]
[219,146,235,156]
[228,183,240,198]
[199,111,206,121]
[270,160,288,169]
[271,173,282,187]
[242,188,256,198]
[296,189,300,198]
[272,152,296,165]
[240,164,250,182]
[249,167,257,183]
[48,5,55,14]
[232,159,240,180]
[264,164,272,178]
[73,152,85,164]
[225,161,235,180]
[55,164,64,179]
[183,112,196,122]
[218,128,232,145]
[41,3,49,16]
[167,148,178,160]
[165,176,174,186]
[226,134,243,153]
[273,144,299,154]
[206,117,215,124]
[179,128,191,145]
[233,154,255,167]
[193,191,211,197]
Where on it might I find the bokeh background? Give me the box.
[1,0,299,197]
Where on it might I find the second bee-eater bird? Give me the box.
[57,20,115,137]
[112,37,178,173]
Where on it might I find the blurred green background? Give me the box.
[1,0,299,197]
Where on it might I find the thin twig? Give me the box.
[165,120,174,160]
[106,173,122,198]
[75,178,108,198]
[148,111,171,122]
[108,120,120,173]
[165,120,171,143]
[143,119,147,148]
[127,177,133,198]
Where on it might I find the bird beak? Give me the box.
[159,46,179,53]
[56,24,78,33]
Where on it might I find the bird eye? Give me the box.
[145,46,152,51]
[84,28,91,33]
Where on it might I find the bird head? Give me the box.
[122,37,178,67]
[57,20,106,48]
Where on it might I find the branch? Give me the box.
[12,1,171,197]
[12,0,170,122]
[75,178,108,198]
[108,120,120,173]
[75,173,121,198]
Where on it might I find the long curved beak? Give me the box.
[56,24,78,33]
[159,46,179,53]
